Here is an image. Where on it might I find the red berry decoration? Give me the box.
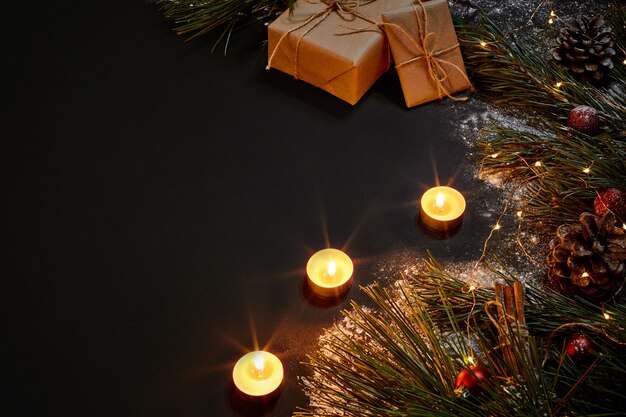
[567,105,600,134]
[594,188,626,221]
[565,332,594,363]
[454,365,490,396]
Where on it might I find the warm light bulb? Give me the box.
[548,18,554,24]
[516,211,523,218]
[466,356,476,365]
[327,261,337,276]
[493,223,501,230]
[555,82,562,88]
[480,41,487,47]
[603,312,610,320]
[469,284,476,292]
[534,161,542,167]
[490,153,498,158]
[583,167,591,174]
[623,59,626,66]
[550,10,556,17]
[253,353,265,373]
[435,192,445,209]
[581,272,589,278]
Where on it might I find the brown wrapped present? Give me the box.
[381,0,471,107]
[267,0,411,105]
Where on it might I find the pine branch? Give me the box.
[457,15,626,130]
[155,0,290,49]
[456,11,625,230]
[295,255,626,416]
[477,124,626,228]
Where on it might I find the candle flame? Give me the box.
[253,353,265,372]
[435,192,445,209]
[327,261,337,276]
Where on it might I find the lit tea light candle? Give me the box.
[306,248,354,297]
[232,351,284,397]
[420,186,466,232]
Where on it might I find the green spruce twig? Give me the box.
[156,0,291,51]
[477,124,626,228]
[457,15,626,130]
[457,11,625,231]
[296,255,626,416]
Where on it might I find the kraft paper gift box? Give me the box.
[381,0,472,107]
[267,0,412,105]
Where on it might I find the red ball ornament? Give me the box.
[567,105,600,134]
[455,365,490,396]
[565,332,594,363]
[594,188,626,221]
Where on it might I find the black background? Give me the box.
[5,1,493,416]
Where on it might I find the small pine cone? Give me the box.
[552,14,616,82]
[546,212,626,301]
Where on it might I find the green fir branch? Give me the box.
[456,11,625,230]
[477,124,626,227]
[457,16,626,130]
[296,255,626,416]
[156,0,290,50]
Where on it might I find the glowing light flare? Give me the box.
[555,82,563,88]
[490,153,499,158]
[435,192,445,210]
[420,186,466,233]
[480,41,487,47]
[583,167,591,174]
[469,284,477,292]
[327,260,337,276]
[550,10,556,17]
[516,211,523,218]
[306,248,354,297]
[548,18,554,24]
[534,161,542,167]
[466,356,476,365]
[253,352,265,373]
[581,272,589,278]
[603,312,611,320]
[493,223,501,231]
[232,351,284,396]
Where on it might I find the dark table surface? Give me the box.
[6,2,496,416]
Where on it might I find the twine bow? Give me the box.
[266,0,379,80]
[386,0,472,101]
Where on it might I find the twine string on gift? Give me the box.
[394,0,472,101]
[341,0,472,101]
[266,0,378,79]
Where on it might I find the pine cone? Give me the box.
[552,14,616,82]
[546,212,626,301]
